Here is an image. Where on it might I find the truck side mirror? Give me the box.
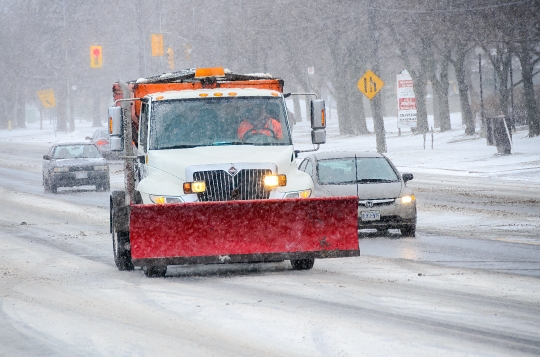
[43,155,50,160]
[108,106,124,152]
[310,99,326,145]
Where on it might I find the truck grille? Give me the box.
[193,169,272,201]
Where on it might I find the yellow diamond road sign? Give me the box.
[37,89,56,108]
[358,70,384,100]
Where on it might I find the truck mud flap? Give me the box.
[129,197,359,267]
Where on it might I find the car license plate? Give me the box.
[361,210,380,221]
[76,172,87,179]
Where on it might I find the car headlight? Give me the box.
[53,167,69,172]
[94,165,108,171]
[401,195,415,204]
[284,189,312,198]
[149,195,184,204]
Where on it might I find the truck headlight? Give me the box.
[94,165,108,171]
[263,174,287,188]
[53,167,69,172]
[183,181,206,194]
[284,189,311,198]
[401,195,415,204]
[149,195,184,204]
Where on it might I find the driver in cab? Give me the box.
[237,106,283,140]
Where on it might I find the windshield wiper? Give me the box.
[356,179,396,183]
[160,144,203,149]
[212,141,254,146]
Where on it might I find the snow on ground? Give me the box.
[1,110,538,184]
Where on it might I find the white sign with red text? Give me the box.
[397,70,417,129]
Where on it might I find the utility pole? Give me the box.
[63,0,75,132]
[368,7,386,153]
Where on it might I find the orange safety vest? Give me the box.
[238,118,283,139]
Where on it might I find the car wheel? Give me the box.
[43,176,51,192]
[112,228,134,271]
[143,266,167,278]
[291,258,315,270]
[400,224,416,237]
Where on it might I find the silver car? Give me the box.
[86,129,119,160]
[42,143,110,193]
[298,151,417,236]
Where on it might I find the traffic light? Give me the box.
[166,47,174,69]
[90,46,102,68]
[183,43,192,60]
[151,34,164,56]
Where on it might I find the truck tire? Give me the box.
[112,229,134,271]
[143,266,167,278]
[110,191,134,271]
[291,258,315,270]
[400,224,416,237]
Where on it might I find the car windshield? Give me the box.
[53,145,102,159]
[317,157,399,185]
[149,97,292,149]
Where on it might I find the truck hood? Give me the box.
[147,145,295,180]
[318,181,404,200]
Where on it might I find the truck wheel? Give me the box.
[291,258,315,270]
[50,184,58,194]
[143,266,167,278]
[112,229,134,271]
[400,224,416,237]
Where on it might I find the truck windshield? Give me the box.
[149,97,292,150]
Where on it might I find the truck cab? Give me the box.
[110,68,326,206]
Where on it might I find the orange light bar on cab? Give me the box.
[195,67,225,78]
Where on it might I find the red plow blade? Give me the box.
[129,197,359,267]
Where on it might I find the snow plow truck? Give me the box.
[108,67,359,277]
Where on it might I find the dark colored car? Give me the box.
[42,143,110,193]
[299,151,417,236]
[86,129,118,160]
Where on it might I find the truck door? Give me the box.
[136,101,150,185]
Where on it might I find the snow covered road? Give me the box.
[1,140,540,356]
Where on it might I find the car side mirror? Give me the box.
[85,136,92,140]
[402,173,413,183]
[43,155,50,160]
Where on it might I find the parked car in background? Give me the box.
[42,143,110,193]
[298,151,417,236]
[86,129,118,160]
